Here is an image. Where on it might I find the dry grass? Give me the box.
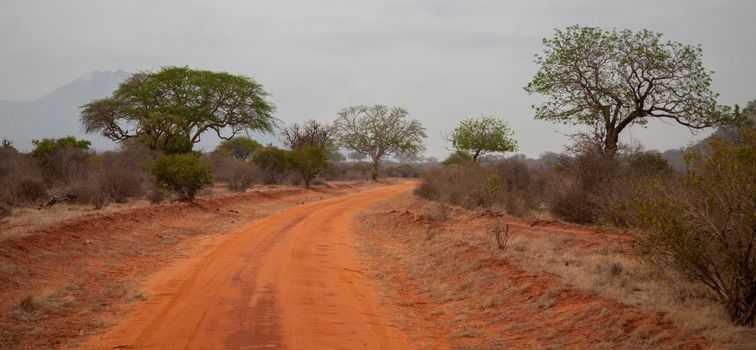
[16,289,76,320]
[505,232,756,347]
[354,192,756,349]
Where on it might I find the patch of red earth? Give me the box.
[356,199,711,349]
[0,182,369,349]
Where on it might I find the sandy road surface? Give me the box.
[80,182,417,350]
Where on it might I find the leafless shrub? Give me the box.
[68,180,108,209]
[416,164,500,209]
[489,158,550,216]
[97,151,149,202]
[0,148,47,205]
[547,139,623,223]
[492,221,512,250]
[206,150,261,191]
[39,147,93,187]
[147,187,168,204]
[419,202,450,221]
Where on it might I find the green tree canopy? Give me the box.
[31,136,91,159]
[289,146,331,189]
[217,137,261,160]
[151,153,213,201]
[335,105,426,179]
[525,26,731,156]
[81,66,276,154]
[450,116,518,161]
[252,145,293,184]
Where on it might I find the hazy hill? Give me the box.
[0,70,131,151]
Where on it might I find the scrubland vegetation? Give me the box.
[0,23,754,349]
[412,25,756,334]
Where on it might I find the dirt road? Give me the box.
[80,182,416,350]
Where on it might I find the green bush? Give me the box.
[289,146,330,189]
[31,136,91,159]
[151,153,213,200]
[623,126,756,326]
[252,146,293,184]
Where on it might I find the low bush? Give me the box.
[97,151,149,203]
[0,148,47,205]
[151,153,213,200]
[416,163,501,210]
[252,146,292,184]
[289,146,331,189]
[206,150,262,192]
[488,159,549,217]
[32,136,93,187]
[621,126,756,326]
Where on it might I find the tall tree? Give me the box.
[335,105,426,179]
[450,116,518,162]
[81,66,276,154]
[525,26,731,156]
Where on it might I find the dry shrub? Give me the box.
[382,163,425,178]
[16,289,76,320]
[206,150,261,191]
[39,147,93,187]
[488,159,549,216]
[419,202,450,221]
[96,151,150,203]
[0,148,47,205]
[415,163,501,210]
[621,127,756,326]
[67,180,108,209]
[322,162,373,181]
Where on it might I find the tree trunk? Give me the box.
[371,160,379,180]
[604,128,620,158]
[473,149,481,162]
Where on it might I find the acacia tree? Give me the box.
[335,105,426,179]
[525,26,731,156]
[217,137,261,160]
[450,116,518,162]
[81,66,276,154]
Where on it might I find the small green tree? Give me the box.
[151,153,213,200]
[217,137,261,160]
[450,116,517,162]
[252,146,293,184]
[525,26,731,157]
[289,146,331,189]
[624,126,755,326]
[335,105,426,179]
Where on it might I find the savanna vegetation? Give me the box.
[1,24,753,350]
[414,25,755,331]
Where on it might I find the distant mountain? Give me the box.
[0,70,131,151]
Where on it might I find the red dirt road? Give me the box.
[80,182,417,350]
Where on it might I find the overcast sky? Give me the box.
[1,0,754,158]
